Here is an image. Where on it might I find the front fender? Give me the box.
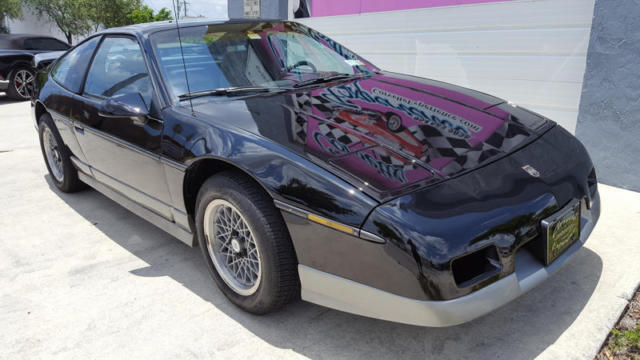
[161,104,378,228]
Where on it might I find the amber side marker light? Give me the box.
[307,213,357,235]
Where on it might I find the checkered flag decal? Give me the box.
[374,148,421,170]
[290,93,310,144]
[317,122,361,145]
[410,120,529,175]
[290,92,338,143]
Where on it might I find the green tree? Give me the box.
[90,0,142,31]
[24,0,93,44]
[128,5,173,24]
[0,0,23,33]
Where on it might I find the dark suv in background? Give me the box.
[0,34,69,100]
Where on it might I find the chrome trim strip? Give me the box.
[274,199,309,218]
[78,172,194,246]
[358,230,386,244]
[274,199,385,243]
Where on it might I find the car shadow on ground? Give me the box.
[0,94,27,105]
[46,175,603,360]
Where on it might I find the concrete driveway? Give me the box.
[1,99,639,359]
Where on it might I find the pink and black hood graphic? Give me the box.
[285,73,550,194]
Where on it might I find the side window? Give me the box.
[84,37,153,108]
[51,37,101,93]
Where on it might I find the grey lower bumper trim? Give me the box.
[300,265,521,327]
[0,79,9,91]
[300,194,599,327]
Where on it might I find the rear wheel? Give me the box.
[7,67,34,100]
[38,114,84,193]
[195,171,299,314]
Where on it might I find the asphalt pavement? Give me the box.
[1,99,639,359]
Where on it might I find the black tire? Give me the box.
[38,114,84,193]
[7,67,34,101]
[385,112,404,133]
[195,171,299,314]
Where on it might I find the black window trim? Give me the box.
[77,35,107,95]
[50,35,103,95]
[79,33,164,113]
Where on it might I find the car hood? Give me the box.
[189,71,552,200]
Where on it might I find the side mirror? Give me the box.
[99,93,149,126]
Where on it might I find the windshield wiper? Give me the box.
[293,73,362,88]
[178,86,285,100]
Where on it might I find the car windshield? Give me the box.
[149,21,379,100]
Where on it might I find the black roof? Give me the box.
[0,34,68,50]
[0,33,64,41]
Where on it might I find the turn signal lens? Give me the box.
[307,214,356,235]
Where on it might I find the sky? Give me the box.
[145,0,228,19]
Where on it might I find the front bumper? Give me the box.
[299,192,600,327]
[0,79,9,91]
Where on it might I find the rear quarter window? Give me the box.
[51,36,101,93]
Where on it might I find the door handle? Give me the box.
[74,125,84,134]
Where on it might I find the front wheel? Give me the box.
[195,171,299,314]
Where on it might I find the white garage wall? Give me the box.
[298,0,595,133]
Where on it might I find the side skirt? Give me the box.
[77,171,195,246]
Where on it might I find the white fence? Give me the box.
[298,0,595,133]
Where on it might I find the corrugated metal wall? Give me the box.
[298,0,595,133]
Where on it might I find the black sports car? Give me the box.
[0,34,70,100]
[31,20,600,327]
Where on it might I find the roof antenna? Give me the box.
[172,0,194,115]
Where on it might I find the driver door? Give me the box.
[71,35,173,218]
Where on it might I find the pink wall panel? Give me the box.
[311,0,513,17]
[311,0,361,17]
